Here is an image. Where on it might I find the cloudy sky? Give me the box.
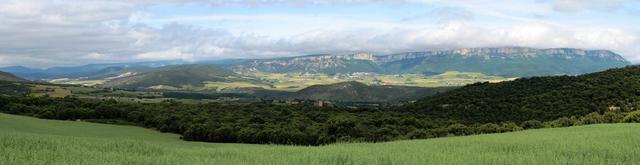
[1,0,639,68]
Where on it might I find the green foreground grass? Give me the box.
[1,113,639,165]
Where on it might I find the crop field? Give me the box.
[30,85,72,97]
[48,71,514,92]
[1,113,638,165]
[248,71,514,91]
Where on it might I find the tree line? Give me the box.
[1,95,638,145]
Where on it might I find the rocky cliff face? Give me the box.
[231,47,630,77]
[374,47,628,63]
[232,53,381,74]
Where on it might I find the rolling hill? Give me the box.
[1,112,639,164]
[0,61,185,80]
[405,65,640,123]
[0,71,25,82]
[290,81,454,102]
[232,47,629,77]
[102,64,262,89]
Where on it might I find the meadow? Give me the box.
[1,113,638,165]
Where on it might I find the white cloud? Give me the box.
[551,0,635,12]
[134,47,195,61]
[0,0,638,68]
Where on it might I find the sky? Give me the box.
[0,0,639,68]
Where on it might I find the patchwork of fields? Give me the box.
[1,113,638,165]
[52,71,514,92]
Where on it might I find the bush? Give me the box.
[577,112,604,125]
[477,123,500,134]
[446,123,471,136]
[622,111,640,123]
[500,122,523,132]
[603,111,625,123]
[549,117,573,128]
[520,120,544,129]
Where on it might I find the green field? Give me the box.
[1,113,638,164]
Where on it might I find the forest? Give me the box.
[1,94,638,145]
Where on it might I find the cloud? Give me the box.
[122,22,639,61]
[176,0,408,7]
[550,0,637,12]
[0,0,638,68]
[402,7,475,23]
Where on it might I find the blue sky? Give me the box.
[0,0,639,68]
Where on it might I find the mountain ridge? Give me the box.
[232,47,629,77]
[0,71,26,82]
[1,47,630,81]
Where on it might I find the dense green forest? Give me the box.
[406,65,640,123]
[1,95,637,145]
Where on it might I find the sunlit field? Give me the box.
[1,113,638,165]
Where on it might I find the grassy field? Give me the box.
[1,113,638,165]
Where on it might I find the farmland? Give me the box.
[53,71,513,92]
[1,113,638,165]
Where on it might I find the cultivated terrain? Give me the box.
[2,113,638,165]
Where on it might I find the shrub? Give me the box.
[622,111,640,123]
[478,123,501,134]
[578,112,604,125]
[549,117,573,128]
[520,120,544,129]
[447,123,471,136]
[603,111,625,123]
[500,122,523,132]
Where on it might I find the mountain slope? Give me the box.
[0,61,185,80]
[292,81,454,102]
[103,64,257,89]
[232,47,630,77]
[380,47,629,76]
[0,71,26,82]
[231,53,382,74]
[405,65,640,123]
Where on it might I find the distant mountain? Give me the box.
[231,53,382,74]
[289,81,454,102]
[0,71,26,82]
[403,65,640,124]
[232,47,630,77]
[102,64,259,89]
[0,60,186,80]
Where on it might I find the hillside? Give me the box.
[292,81,454,102]
[102,64,260,89]
[1,113,639,164]
[231,53,383,74]
[0,71,25,82]
[0,61,185,80]
[232,47,629,77]
[406,65,640,123]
